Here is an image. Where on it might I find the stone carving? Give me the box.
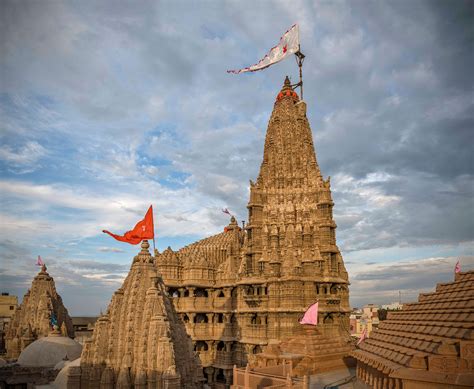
[155,77,352,386]
[5,264,74,359]
[70,240,203,388]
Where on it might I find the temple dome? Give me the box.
[53,357,81,388]
[17,334,82,367]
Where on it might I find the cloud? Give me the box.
[98,247,125,253]
[0,141,47,173]
[0,0,472,314]
[349,255,474,308]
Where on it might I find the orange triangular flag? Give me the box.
[103,205,154,245]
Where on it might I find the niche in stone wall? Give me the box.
[194,288,208,297]
[168,287,179,298]
[195,340,208,351]
[194,313,208,323]
[217,341,225,351]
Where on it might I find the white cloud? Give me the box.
[0,141,47,172]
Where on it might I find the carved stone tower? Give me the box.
[69,241,203,389]
[5,264,74,359]
[154,77,353,386]
[236,75,351,353]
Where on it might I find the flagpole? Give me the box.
[295,45,305,100]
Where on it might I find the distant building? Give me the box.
[350,304,380,338]
[71,316,97,345]
[381,302,403,310]
[0,292,18,353]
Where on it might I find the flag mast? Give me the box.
[294,45,305,100]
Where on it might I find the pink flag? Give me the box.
[222,208,231,216]
[299,302,318,325]
[455,260,461,273]
[36,255,44,266]
[357,327,368,345]
[227,24,300,74]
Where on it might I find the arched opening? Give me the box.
[184,289,190,297]
[250,314,258,325]
[168,287,179,298]
[195,313,208,323]
[217,313,224,323]
[183,314,189,323]
[252,345,262,354]
[216,368,226,383]
[194,288,208,297]
[194,341,208,352]
[217,290,225,297]
[217,341,225,351]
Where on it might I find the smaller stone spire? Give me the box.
[5,264,74,358]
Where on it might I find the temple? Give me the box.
[69,240,204,388]
[154,77,353,386]
[4,264,74,359]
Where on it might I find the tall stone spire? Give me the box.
[5,264,74,359]
[257,76,323,190]
[72,241,203,389]
[246,76,346,281]
[238,77,350,353]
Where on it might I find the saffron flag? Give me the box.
[103,205,154,245]
[357,327,368,345]
[299,301,318,325]
[227,24,300,74]
[36,255,44,266]
[455,260,461,273]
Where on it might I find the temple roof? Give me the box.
[352,270,474,383]
[17,333,82,367]
[77,241,203,387]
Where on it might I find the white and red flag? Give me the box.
[227,24,300,74]
[455,260,461,273]
[299,301,318,325]
[36,255,44,266]
[357,327,368,345]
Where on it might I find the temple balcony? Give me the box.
[196,350,214,367]
[214,297,233,310]
[188,323,213,338]
[175,297,211,312]
[242,324,267,341]
[213,323,235,339]
[215,350,234,366]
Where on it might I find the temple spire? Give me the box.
[257,76,322,190]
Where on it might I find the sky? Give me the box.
[1,0,473,315]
